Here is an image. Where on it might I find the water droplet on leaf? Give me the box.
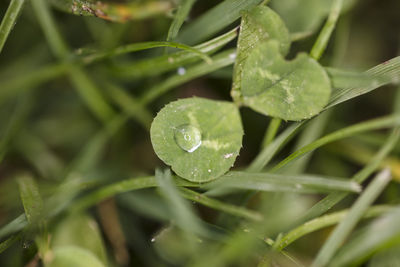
[177,67,186,75]
[174,124,202,153]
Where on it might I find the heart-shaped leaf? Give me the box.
[231,5,291,102]
[241,41,331,121]
[150,97,243,182]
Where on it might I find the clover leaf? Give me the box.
[232,5,291,102]
[241,41,331,121]
[150,97,243,182]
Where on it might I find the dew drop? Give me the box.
[174,124,202,153]
[177,67,186,75]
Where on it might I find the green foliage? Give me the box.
[241,40,331,120]
[0,0,400,266]
[151,98,243,182]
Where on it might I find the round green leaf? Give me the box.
[241,41,331,121]
[150,97,243,182]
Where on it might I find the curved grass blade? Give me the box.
[179,188,262,221]
[71,176,195,213]
[327,56,400,108]
[156,169,207,236]
[311,169,392,267]
[81,41,212,64]
[0,0,26,53]
[330,207,400,267]
[309,0,343,60]
[0,93,32,163]
[166,0,196,42]
[274,205,394,251]
[247,122,304,172]
[271,114,400,172]
[177,0,263,45]
[204,171,361,195]
[0,233,21,254]
[32,0,115,123]
[111,28,237,79]
[139,49,236,105]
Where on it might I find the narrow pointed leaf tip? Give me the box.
[241,40,331,120]
[150,98,243,182]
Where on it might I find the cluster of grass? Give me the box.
[0,0,400,266]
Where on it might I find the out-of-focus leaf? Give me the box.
[51,213,107,265]
[17,174,43,224]
[45,245,105,267]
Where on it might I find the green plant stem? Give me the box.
[310,0,343,60]
[261,118,281,148]
[179,188,263,221]
[270,114,400,172]
[247,123,304,172]
[71,176,194,213]
[311,169,391,267]
[82,41,212,64]
[139,49,236,105]
[31,0,115,123]
[166,0,196,42]
[0,0,25,53]
[274,205,394,251]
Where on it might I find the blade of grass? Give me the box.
[112,27,237,79]
[261,118,282,148]
[0,28,237,105]
[71,176,196,213]
[327,56,400,108]
[330,207,400,267]
[270,114,400,172]
[0,0,25,53]
[310,0,343,60]
[179,187,262,221]
[0,115,127,241]
[297,129,400,224]
[0,63,68,106]
[156,169,207,236]
[204,171,361,195]
[0,215,26,241]
[139,49,236,105]
[177,0,263,44]
[284,110,332,174]
[15,131,64,180]
[247,123,304,172]
[293,86,400,223]
[81,41,212,64]
[105,83,152,131]
[0,233,21,254]
[17,174,43,225]
[311,168,392,267]
[0,93,32,163]
[274,205,394,251]
[166,0,196,42]
[31,0,115,123]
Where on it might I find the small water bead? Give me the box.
[174,124,202,153]
[177,67,186,75]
